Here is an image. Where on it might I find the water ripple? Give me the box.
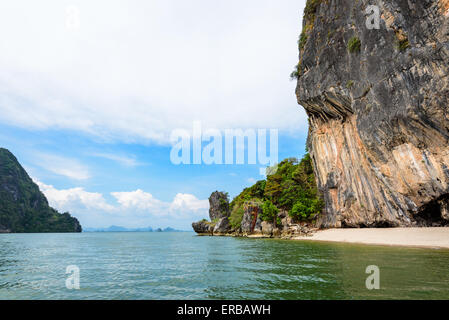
[0,233,448,299]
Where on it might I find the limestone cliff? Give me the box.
[295,0,449,227]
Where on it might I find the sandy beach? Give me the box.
[294,227,449,249]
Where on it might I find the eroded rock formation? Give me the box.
[240,202,262,235]
[296,0,449,227]
[192,194,313,238]
[208,191,230,221]
[192,191,231,235]
[192,220,213,235]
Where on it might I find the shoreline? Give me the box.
[198,227,449,249]
[292,227,449,249]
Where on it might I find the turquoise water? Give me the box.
[0,232,448,299]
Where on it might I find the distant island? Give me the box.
[0,148,81,233]
[0,147,187,234]
[83,226,186,232]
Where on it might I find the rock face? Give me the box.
[295,0,449,227]
[0,148,82,233]
[192,191,231,234]
[261,221,275,236]
[193,195,314,237]
[208,191,230,221]
[278,210,294,231]
[192,220,213,234]
[240,202,262,234]
[213,217,231,234]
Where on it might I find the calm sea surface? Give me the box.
[0,232,448,299]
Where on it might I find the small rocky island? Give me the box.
[192,191,314,238]
[192,156,319,238]
[0,148,82,233]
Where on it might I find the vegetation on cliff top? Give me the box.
[290,0,323,80]
[229,153,323,229]
[304,0,322,26]
[0,148,82,233]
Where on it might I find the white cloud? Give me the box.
[35,153,90,180]
[169,193,209,215]
[111,190,209,217]
[0,0,308,144]
[111,189,163,211]
[34,178,209,228]
[92,152,142,167]
[35,179,115,212]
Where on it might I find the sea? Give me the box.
[0,232,448,299]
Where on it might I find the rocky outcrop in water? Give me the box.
[213,217,231,234]
[209,191,230,221]
[192,191,231,235]
[193,194,314,238]
[192,220,213,235]
[295,0,449,227]
[0,148,82,233]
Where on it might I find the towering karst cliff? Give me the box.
[0,148,82,233]
[295,0,449,227]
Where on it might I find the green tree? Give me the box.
[291,196,323,221]
[261,200,279,223]
[226,153,323,228]
[229,205,244,229]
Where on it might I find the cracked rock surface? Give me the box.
[296,0,449,227]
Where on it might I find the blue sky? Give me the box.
[0,0,308,230]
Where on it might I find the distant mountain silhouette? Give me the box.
[83,225,185,232]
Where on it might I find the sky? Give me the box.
[0,0,309,230]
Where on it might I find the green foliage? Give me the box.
[294,0,321,82]
[265,154,322,219]
[230,180,266,210]
[260,200,279,222]
[346,80,354,89]
[229,205,244,229]
[298,31,308,50]
[265,158,299,209]
[0,148,81,233]
[244,198,263,208]
[229,182,265,229]
[348,36,361,53]
[276,216,282,226]
[304,0,322,24]
[398,38,410,52]
[218,191,230,214]
[228,153,323,228]
[291,196,323,221]
[290,62,301,81]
